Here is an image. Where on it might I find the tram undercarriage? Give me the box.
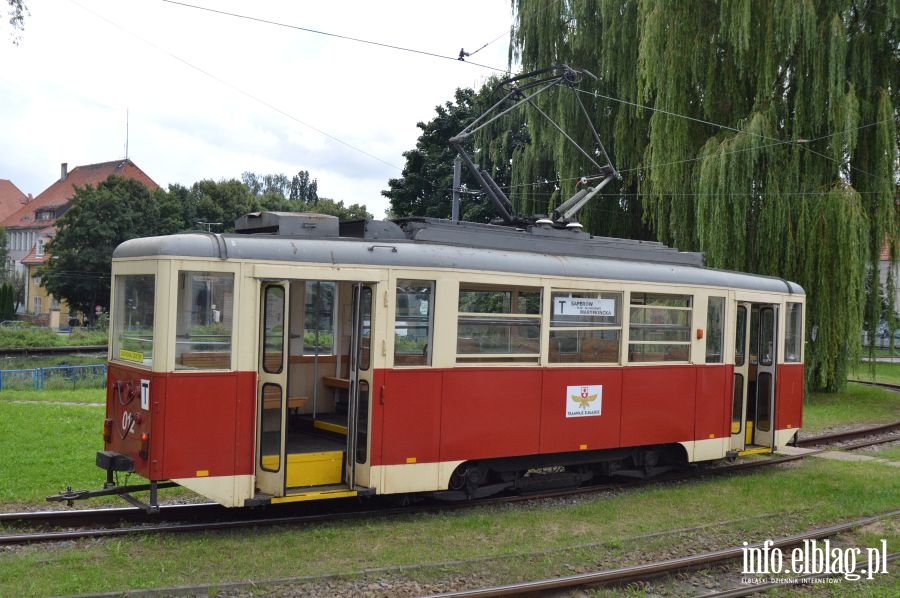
[437,444,688,500]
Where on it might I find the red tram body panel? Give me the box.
[97,213,806,508]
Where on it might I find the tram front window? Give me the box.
[174,272,235,370]
[112,274,156,367]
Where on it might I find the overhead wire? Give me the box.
[69,0,404,171]
[159,0,509,73]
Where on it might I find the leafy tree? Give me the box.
[0,283,14,320]
[40,176,162,320]
[243,170,369,220]
[383,86,512,223]
[243,170,319,204]
[303,198,370,221]
[511,0,899,391]
[190,179,262,232]
[5,0,26,43]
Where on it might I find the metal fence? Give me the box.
[0,364,107,391]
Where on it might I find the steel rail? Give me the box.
[424,511,900,597]
[4,423,896,546]
[796,421,900,447]
[0,452,828,545]
[697,553,900,598]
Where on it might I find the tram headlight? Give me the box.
[103,418,113,444]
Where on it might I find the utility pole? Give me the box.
[451,156,461,221]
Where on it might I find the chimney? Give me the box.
[60,163,68,181]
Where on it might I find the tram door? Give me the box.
[346,283,373,489]
[752,305,778,448]
[730,303,751,452]
[257,282,289,496]
[731,303,778,451]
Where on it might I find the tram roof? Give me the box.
[114,216,804,296]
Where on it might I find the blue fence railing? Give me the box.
[0,364,108,391]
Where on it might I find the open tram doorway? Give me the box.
[730,302,778,453]
[255,279,374,501]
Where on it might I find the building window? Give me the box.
[628,292,692,362]
[33,296,42,315]
[457,284,541,363]
[549,290,622,363]
[36,239,44,258]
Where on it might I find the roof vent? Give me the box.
[234,211,340,237]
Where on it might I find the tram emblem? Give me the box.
[566,385,602,418]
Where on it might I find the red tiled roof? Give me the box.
[20,243,46,265]
[1,159,158,230]
[0,179,28,222]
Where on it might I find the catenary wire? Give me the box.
[159,0,509,73]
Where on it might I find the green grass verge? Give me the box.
[849,360,900,385]
[0,327,107,349]
[1,459,897,596]
[804,382,900,433]
[0,402,105,504]
[865,445,900,461]
[0,388,104,405]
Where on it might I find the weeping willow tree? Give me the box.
[508,0,898,391]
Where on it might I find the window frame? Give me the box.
[174,271,236,371]
[627,291,693,363]
[548,289,622,364]
[456,283,542,363]
[393,279,436,367]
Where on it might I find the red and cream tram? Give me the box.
[96,212,804,508]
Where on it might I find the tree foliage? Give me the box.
[242,170,318,204]
[40,171,370,318]
[383,86,518,223]
[0,282,15,321]
[511,0,899,391]
[5,0,26,43]
[40,176,168,318]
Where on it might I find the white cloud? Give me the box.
[0,0,514,218]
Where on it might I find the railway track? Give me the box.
[426,511,900,597]
[4,422,898,547]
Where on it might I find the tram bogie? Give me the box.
[96,212,804,508]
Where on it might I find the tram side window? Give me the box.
[705,296,725,363]
[784,302,803,362]
[394,280,434,366]
[549,291,621,363]
[174,272,234,370]
[628,293,692,362]
[112,274,155,367]
[457,285,541,363]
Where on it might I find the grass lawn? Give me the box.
[0,327,107,349]
[804,382,900,433]
[849,359,900,385]
[0,458,897,596]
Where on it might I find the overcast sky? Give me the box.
[0,0,515,217]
